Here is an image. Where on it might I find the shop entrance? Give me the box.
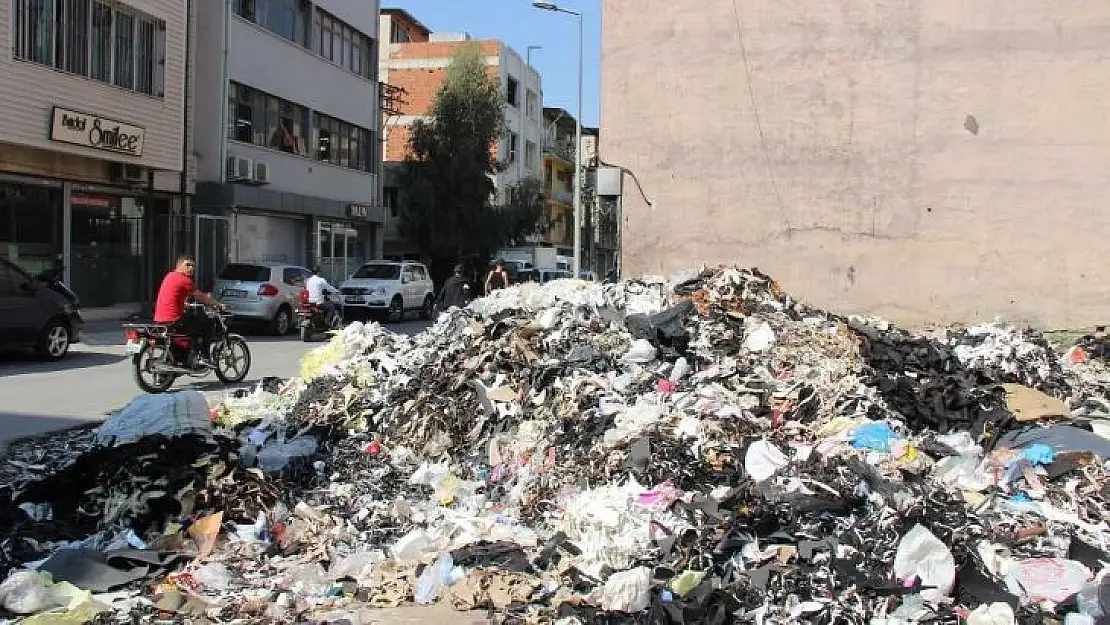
[315,220,366,284]
[70,193,144,307]
[196,215,230,292]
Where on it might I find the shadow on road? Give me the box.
[0,350,125,376]
[0,411,102,453]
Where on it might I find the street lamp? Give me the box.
[532,0,583,277]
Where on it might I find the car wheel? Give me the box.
[271,306,292,335]
[36,318,71,361]
[420,295,434,320]
[388,296,404,323]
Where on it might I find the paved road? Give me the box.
[0,318,430,452]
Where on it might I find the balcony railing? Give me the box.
[543,137,576,163]
[547,187,573,205]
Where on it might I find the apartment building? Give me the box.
[0,0,191,308]
[541,107,575,257]
[378,7,543,260]
[192,0,384,287]
[602,0,1110,328]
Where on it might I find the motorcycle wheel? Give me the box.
[133,342,177,393]
[301,324,312,342]
[213,334,251,384]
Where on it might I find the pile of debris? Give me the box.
[4,266,1110,625]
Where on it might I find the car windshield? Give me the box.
[218,264,270,282]
[352,264,401,280]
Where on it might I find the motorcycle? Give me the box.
[297,289,343,342]
[123,304,251,394]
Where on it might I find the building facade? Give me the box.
[601,0,1110,329]
[0,0,192,308]
[377,8,543,260]
[192,0,384,288]
[541,107,576,257]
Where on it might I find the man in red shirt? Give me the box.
[155,254,224,365]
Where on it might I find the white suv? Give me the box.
[339,261,435,322]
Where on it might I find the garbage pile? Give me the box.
[4,266,1110,624]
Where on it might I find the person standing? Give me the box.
[484,260,509,295]
[435,264,473,311]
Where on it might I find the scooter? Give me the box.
[297,290,343,342]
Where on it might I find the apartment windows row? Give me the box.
[233,0,310,47]
[503,132,540,173]
[12,0,166,97]
[233,0,375,81]
[314,8,374,80]
[228,81,375,173]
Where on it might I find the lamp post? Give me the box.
[532,1,583,277]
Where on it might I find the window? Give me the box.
[507,76,520,108]
[314,112,374,172]
[228,81,310,156]
[90,2,111,81]
[505,131,519,164]
[353,264,400,280]
[283,267,308,286]
[384,186,399,218]
[314,8,374,79]
[55,0,90,76]
[0,261,25,296]
[12,0,163,96]
[525,140,537,171]
[389,20,409,43]
[526,90,538,120]
[234,0,309,47]
[218,263,270,282]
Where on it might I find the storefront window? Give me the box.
[315,220,368,283]
[0,182,62,280]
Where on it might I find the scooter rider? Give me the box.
[153,254,225,366]
[305,266,339,325]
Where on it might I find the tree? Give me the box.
[397,44,547,281]
[499,176,548,247]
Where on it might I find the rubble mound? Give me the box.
[3,265,1110,625]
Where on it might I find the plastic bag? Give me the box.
[851,422,898,452]
[892,524,956,602]
[392,529,433,561]
[1004,558,1091,604]
[414,553,454,605]
[744,440,789,482]
[600,567,652,612]
[623,339,658,363]
[967,602,1016,625]
[192,563,232,590]
[0,571,61,614]
[255,437,318,473]
[742,321,776,353]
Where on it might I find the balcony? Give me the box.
[543,137,576,163]
[546,186,573,206]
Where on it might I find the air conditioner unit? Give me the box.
[108,162,144,183]
[226,156,253,181]
[254,161,271,184]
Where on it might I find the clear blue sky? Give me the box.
[384,0,601,126]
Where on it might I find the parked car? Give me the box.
[213,263,311,335]
[0,258,83,360]
[339,261,435,322]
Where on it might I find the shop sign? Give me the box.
[348,204,371,219]
[49,106,145,156]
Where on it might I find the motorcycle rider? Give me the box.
[305,266,339,326]
[153,254,225,366]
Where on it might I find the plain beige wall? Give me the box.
[601,0,1110,329]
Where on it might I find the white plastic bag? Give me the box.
[744,440,789,482]
[742,321,776,353]
[600,567,651,612]
[0,571,61,615]
[623,339,658,364]
[892,524,956,602]
[967,602,1016,625]
[1004,558,1091,604]
[413,553,454,605]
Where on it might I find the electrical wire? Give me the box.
[731,0,792,231]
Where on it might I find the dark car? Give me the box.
[0,258,83,360]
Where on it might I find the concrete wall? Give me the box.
[601,0,1110,329]
[499,46,544,190]
[0,0,187,173]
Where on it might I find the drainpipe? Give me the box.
[181,0,193,254]
[218,0,230,184]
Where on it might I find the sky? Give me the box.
[385,0,601,127]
